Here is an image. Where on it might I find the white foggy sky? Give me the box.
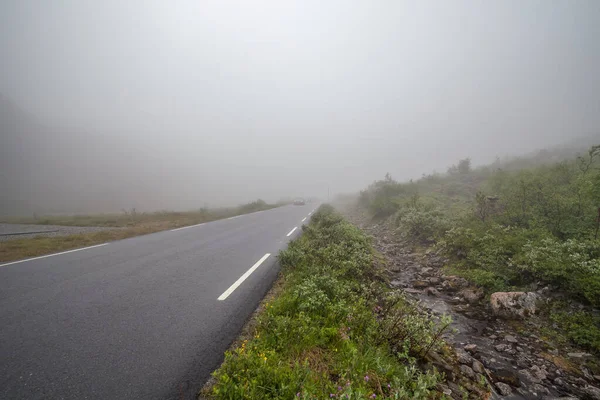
[1,1,599,208]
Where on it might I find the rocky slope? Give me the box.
[340,204,600,400]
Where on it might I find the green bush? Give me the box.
[394,208,450,242]
[516,238,600,306]
[549,310,600,353]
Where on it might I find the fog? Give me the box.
[1,1,599,214]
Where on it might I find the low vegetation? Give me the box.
[207,206,454,399]
[0,200,279,263]
[358,145,600,352]
[0,199,280,228]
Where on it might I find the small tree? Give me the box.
[458,158,472,175]
[577,145,600,175]
[475,191,490,222]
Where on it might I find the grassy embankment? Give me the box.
[358,145,600,352]
[205,205,463,400]
[0,200,279,263]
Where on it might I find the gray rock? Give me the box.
[495,382,512,396]
[495,344,508,352]
[473,360,485,375]
[584,385,600,400]
[505,335,518,343]
[456,349,472,365]
[424,287,439,296]
[460,365,476,379]
[464,344,478,353]
[459,287,484,303]
[448,382,465,398]
[531,365,547,381]
[436,383,452,396]
[428,277,440,285]
[553,377,565,387]
[519,369,542,384]
[490,292,539,319]
[441,275,469,292]
[516,357,530,369]
[532,383,549,395]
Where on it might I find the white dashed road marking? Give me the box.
[218,253,271,301]
[0,243,109,267]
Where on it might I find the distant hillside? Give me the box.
[488,134,600,171]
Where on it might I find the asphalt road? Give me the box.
[0,203,318,400]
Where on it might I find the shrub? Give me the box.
[516,238,600,306]
[549,309,600,353]
[394,208,450,242]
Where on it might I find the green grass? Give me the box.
[0,200,279,263]
[206,205,455,400]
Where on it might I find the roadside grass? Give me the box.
[206,205,453,400]
[0,200,279,263]
[0,200,279,228]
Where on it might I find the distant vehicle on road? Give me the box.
[293,198,306,205]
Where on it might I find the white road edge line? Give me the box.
[301,217,307,222]
[0,243,109,267]
[218,253,271,301]
[170,223,204,232]
[286,227,298,237]
[227,215,240,220]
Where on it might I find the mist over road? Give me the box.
[0,204,316,400]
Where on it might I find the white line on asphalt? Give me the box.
[227,215,240,220]
[218,253,271,301]
[170,223,205,232]
[286,227,298,237]
[0,243,109,267]
[301,217,307,222]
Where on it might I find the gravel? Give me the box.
[0,223,118,242]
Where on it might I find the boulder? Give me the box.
[490,292,539,319]
[459,365,476,379]
[441,275,469,292]
[464,344,478,353]
[428,277,440,285]
[472,360,485,375]
[495,382,512,396]
[505,335,518,343]
[585,385,600,400]
[459,287,484,303]
[518,369,542,385]
[456,349,472,365]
